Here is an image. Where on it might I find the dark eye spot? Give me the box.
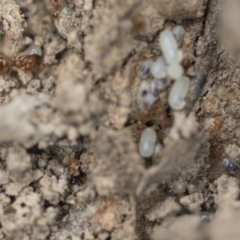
[141,89,148,96]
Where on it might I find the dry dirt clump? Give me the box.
[0,0,239,240]
[151,0,207,21]
[0,0,27,40]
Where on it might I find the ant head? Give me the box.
[52,11,60,20]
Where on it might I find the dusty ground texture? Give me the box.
[0,0,239,239]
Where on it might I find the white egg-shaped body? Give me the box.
[139,128,157,158]
[166,63,183,80]
[150,57,167,79]
[168,76,190,110]
[159,30,181,64]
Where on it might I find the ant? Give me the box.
[0,45,41,75]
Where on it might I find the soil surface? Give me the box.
[0,0,239,239]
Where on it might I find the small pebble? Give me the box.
[139,128,157,158]
[150,57,167,79]
[222,157,240,177]
[54,6,75,39]
[168,76,190,110]
[200,211,213,223]
[187,180,204,194]
[172,25,185,46]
